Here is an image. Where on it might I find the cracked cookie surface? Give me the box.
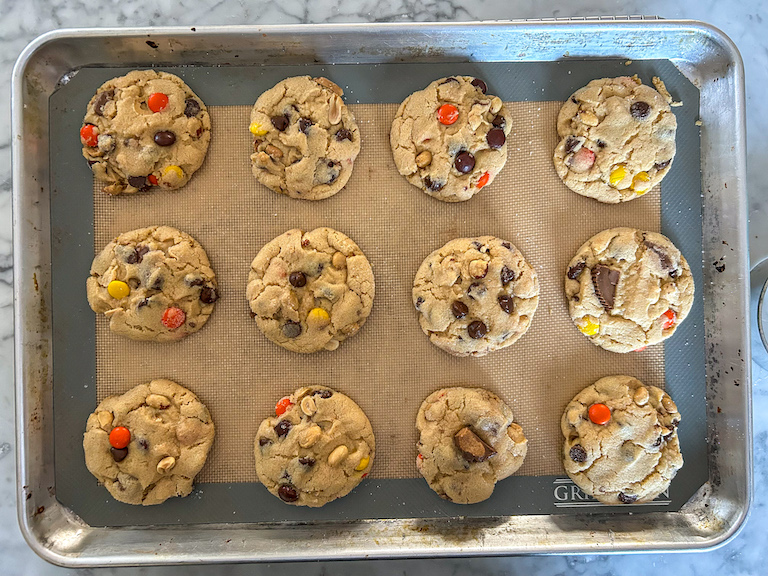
[412,236,539,356]
[86,226,219,342]
[390,76,512,202]
[246,227,375,353]
[416,387,527,504]
[80,70,211,195]
[565,227,694,353]
[83,379,215,505]
[561,375,683,504]
[553,76,677,203]
[254,386,374,507]
[249,76,360,200]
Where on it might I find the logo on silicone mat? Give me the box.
[552,478,671,507]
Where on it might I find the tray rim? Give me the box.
[12,20,752,566]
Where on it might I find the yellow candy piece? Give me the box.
[164,165,184,179]
[249,122,269,136]
[107,280,130,299]
[631,171,651,194]
[578,316,600,336]
[307,307,331,328]
[609,165,627,187]
[355,456,370,471]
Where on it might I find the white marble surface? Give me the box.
[2,0,767,574]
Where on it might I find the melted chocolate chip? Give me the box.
[335,128,353,141]
[655,159,671,171]
[136,245,149,262]
[298,117,312,134]
[669,269,679,279]
[282,321,302,338]
[110,447,128,462]
[423,176,444,191]
[138,438,149,450]
[592,265,620,311]
[93,89,114,116]
[467,282,486,300]
[415,296,424,309]
[184,98,201,117]
[473,241,483,251]
[653,436,663,447]
[200,286,219,304]
[259,437,272,447]
[630,101,651,119]
[471,78,487,94]
[312,389,333,399]
[502,242,511,250]
[571,96,579,104]
[154,131,176,146]
[271,115,289,131]
[500,265,515,285]
[454,151,476,173]
[451,300,469,319]
[137,297,150,309]
[289,271,307,287]
[150,277,164,291]
[127,278,140,289]
[644,240,673,271]
[567,261,586,280]
[298,457,316,467]
[597,139,607,149]
[491,114,506,129]
[274,420,292,437]
[125,249,139,264]
[188,277,205,287]
[498,295,514,314]
[454,426,496,462]
[486,128,506,149]
[565,136,580,154]
[127,176,150,191]
[278,485,299,502]
[618,492,638,504]
[569,444,587,462]
[440,77,459,84]
[468,320,487,339]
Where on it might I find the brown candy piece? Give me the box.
[453,426,497,463]
[289,271,306,287]
[154,131,176,146]
[592,265,620,311]
[110,447,128,462]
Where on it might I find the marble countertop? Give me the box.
[2,0,766,574]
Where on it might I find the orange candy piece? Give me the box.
[437,103,459,125]
[148,174,159,186]
[588,403,611,425]
[161,306,186,330]
[148,92,169,113]
[80,124,98,147]
[275,396,293,416]
[662,309,676,330]
[109,426,131,449]
[477,171,490,189]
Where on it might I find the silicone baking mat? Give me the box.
[49,60,705,526]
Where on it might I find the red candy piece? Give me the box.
[634,346,647,352]
[161,306,186,330]
[148,93,169,113]
[662,309,676,330]
[437,103,459,125]
[569,147,596,172]
[275,396,293,416]
[477,171,490,189]
[109,426,131,449]
[80,124,98,147]
[588,403,611,425]
[148,174,159,186]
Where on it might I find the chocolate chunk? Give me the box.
[644,240,673,270]
[312,389,333,398]
[271,115,289,131]
[415,296,424,309]
[467,320,487,339]
[154,131,176,146]
[188,277,205,287]
[451,300,469,319]
[440,77,459,84]
[467,282,486,300]
[324,160,340,184]
[282,321,301,338]
[138,438,149,450]
[569,444,587,462]
[567,261,586,280]
[669,269,679,279]
[298,457,316,467]
[335,128,353,141]
[93,89,114,116]
[471,78,487,94]
[502,242,511,250]
[592,265,620,311]
[655,159,671,171]
[274,420,292,437]
[500,265,515,285]
[423,176,444,191]
[278,485,299,502]
[137,297,151,309]
[125,249,139,264]
[289,271,307,287]
[259,437,272,447]
[184,98,201,117]
[454,151,476,173]
[110,447,128,462]
[618,492,638,504]
[298,117,312,134]
[498,295,514,314]
[127,176,149,191]
[597,139,607,149]
[491,114,506,129]
[653,436,663,447]
[564,136,580,154]
[473,241,483,251]
[136,245,150,262]
[571,96,579,104]
[630,101,651,119]
[486,128,506,149]
[454,426,497,462]
[199,286,219,304]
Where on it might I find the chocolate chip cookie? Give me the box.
[553,76,677,203]
[254,386,375,507]
[246,227,375,353]
[561,375,683,504]
[249,76,361,200]
[390,76,512,202]
[83,379,215,505]
[412,236,539,356]
[416,387,527,504]
[86,226,219,342]
[565,227,694,353]
[80,70,211,195]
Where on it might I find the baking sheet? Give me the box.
[49,60,705,526]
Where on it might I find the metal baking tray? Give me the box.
[12,20,751,565]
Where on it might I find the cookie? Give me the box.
[565,227,694,353]
[553,76,677,203]
[254,386,375,507]
[249,76,360,200]
[416,387,527,504]
[80,70,211,195]
[86,226,219,342]
[246,227,375,353]
[83,379,215,505]
[390,76,512,202]
[412,236,539,356]
[561,375,683,504]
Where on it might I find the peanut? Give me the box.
[156,456,176,474]
[469,259,488,279]
[332,252,346,269]
[265,144,283,158]
[314,77,344,96]
[415,150,432,168]
[328,445,349,467]
[146,394,171,409]
[633,387,649,406]
[97,411,113,429]
[328,95,342,125]
[300,396,317,417]
[661,395,678,414]
[299,425,322,448]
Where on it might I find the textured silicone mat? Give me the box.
[49,60,704,526]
